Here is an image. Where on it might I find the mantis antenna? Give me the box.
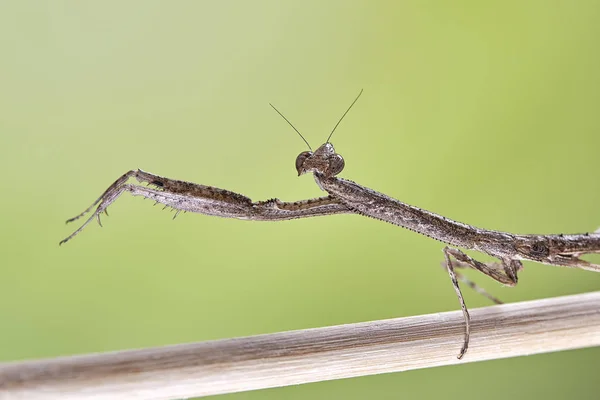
[269,103,312,151]
[326,88,363,143]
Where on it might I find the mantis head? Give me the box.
[295,142,345,178]
[270,89,362,180]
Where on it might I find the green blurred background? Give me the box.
[1,1,599,399]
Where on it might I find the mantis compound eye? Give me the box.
[295,151,313,175]
[327,154,345,177]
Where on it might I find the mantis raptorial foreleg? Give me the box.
[60,169,352,245]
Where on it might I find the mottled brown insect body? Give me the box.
[61,91,600,359]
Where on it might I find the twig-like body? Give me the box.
[2,292,599,400]
[59,93,600,357]
[59,146,600,358]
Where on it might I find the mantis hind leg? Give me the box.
[447,267,503,305]
[442,246,521,359]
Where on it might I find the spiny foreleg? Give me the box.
[61,169,352,245]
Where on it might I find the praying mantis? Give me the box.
[61,90,600,358]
